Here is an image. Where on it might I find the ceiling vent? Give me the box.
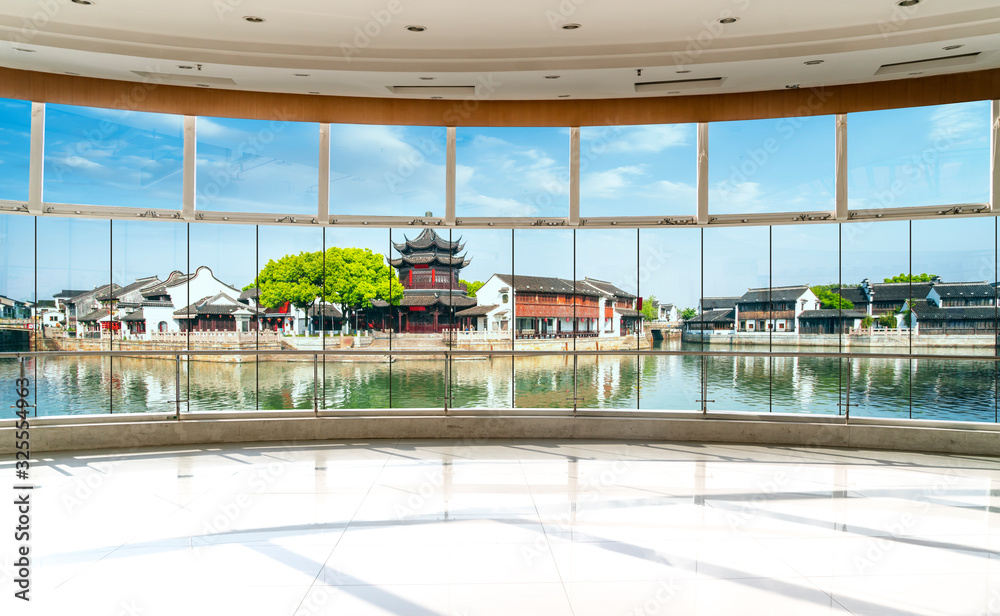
[634,77,725,94]
[388,85,477,97]
[131,71,237,86]
[874,52,980,76]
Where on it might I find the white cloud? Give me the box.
[709,181,763,213]
[459,194,536,217]
[929,103,986,144]
[588,124,692,155]
[581,166,646,198]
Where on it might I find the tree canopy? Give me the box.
[639,295,657,322]
[247,247,403,314]
[884,273,937,283]
[680,307,698,320]
[461,279,485,298]
[810,285,855,310]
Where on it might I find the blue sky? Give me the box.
[0,98,995,309]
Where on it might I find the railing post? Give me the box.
[313,353,319,417]
[175,354,181,420]
[845,356,852,423]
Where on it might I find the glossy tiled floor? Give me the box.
[3,439,1000,615]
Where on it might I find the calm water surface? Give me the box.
[2,340,996,422]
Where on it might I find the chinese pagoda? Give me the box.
[386,228,476,333]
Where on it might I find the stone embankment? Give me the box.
[682,331,994,349]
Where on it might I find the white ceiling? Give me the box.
[0,0,998,100]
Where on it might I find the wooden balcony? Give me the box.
[739,310,795,320]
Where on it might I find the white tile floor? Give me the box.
[3,439,1000,615]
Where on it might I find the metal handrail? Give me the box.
[2,348,999,361]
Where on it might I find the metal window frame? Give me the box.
[0,100,996,229]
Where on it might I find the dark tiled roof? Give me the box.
[687,308,735,324]
[97,276,160,301]
[701,297,740,310]
[389,254,470,267]
[494,274,602,297]
[617,308,641,317]
[833,287,868,305]
[142,271,193,298]
[393,229,463,253]
[313,305,344,318]
[400,292,477,308]
[738,285,811,303]
[910,302,999,321]
[174,294,259,317]
[799,310,869,320]
[78,309,110,322]
[120,309,145,322]
[455,304,499,317]
[871,282,933,302]
[68,284,119,303]
[53,289,88,299]
[140,301,175,308]
[239,288,260,300]
[932,282,995,299]
[581,278,636,299]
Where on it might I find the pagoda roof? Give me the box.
[389,254,471,268]
[393,229,464,253]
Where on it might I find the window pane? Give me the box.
[110,220,188,415]
[36,217,111,416]
[196,117,319,214]
[640,227,702,411]
[840,219,911,418]
[447,228,513,409]
[770,224,843,416]
[709,116,835,214]
[457,128,569,218]
[0,98,31,202]
[848,101,991,209]
[44,105,184,209]
[703,226,770,413]
[576,229,640,409]
[580,124,696,217]
[0,214,34,419]
[331,125,446,217]
[910,217,996,422]
[187,223,258,412]
[513,228,574,408]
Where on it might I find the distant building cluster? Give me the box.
[687,277,999,335]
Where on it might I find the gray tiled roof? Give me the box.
[738,285,811,303]
[687,308,735,324]
[701,297,740,310]
[910,302,999,321]
[798,310,869,320]
[932,282,995,299]
[455,304,499,317]
[494,274,602,297]
[581,278,637,299]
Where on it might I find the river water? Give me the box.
[2,340,997,423]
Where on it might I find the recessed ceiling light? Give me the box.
[406,25,427,32]
[558,94,571,98]
[308,91,320,95]
[243,16,265,23]
[718,17,739,24]
[430,96,443,99]
[785,84,801,89]
[667,91,680,95]
[909,72,923,75]
[897,0,919,6]
[71,0,94,4]
[943,44,964,51]
[293,73,310,77]
[804,60,824,65]
[562,23,581,30]
[178,65,194,70]
[544,75,560,79]
[65,71,80,76]
[676,70,691,74]
[196,84,211,87]
[13,48,35,53]
[419,76,435,80]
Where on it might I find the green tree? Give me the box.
[681,307,698,320]
[461,279,485,297]
[255,251,324,328]
[640,295,657,322]
[810,285,855,310]
[878,313,897,328]
[883,273,937,283]
[323,247,404,326]
[861,315,873,329]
